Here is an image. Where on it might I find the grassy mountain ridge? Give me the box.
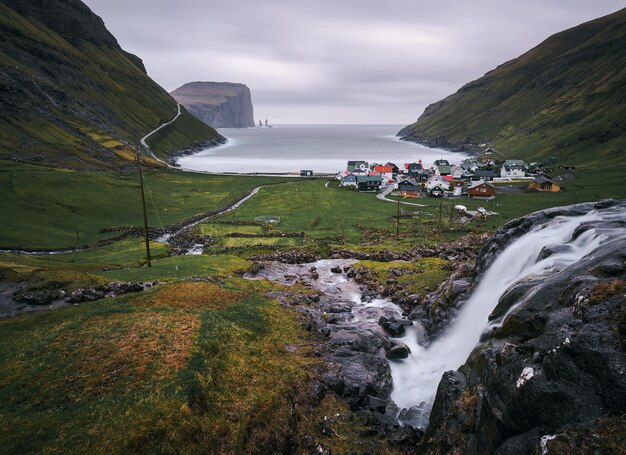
[398,8,626,165]
[0,0,223,168]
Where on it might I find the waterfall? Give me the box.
[390,203,626,428]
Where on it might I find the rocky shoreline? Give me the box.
[397,134,482,157]
[166,135,228,166]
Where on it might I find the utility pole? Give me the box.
[396,198,400,237]
[438,199,443,227]
[136,142,152,267]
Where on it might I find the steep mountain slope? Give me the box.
[171,82,256,128]
[0,0,223,169]
[398,8,626,165]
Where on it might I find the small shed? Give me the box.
[468,182,496,199]
[529,176,561,192]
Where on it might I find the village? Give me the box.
[326,156,571,200]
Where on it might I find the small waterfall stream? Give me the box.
[390,208,625,427]
[251,203,626,430]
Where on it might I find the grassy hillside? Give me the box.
[398,8,626,165]
[0,0,223,168]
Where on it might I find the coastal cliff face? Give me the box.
[420,200,626,454]
[171,82,256,128]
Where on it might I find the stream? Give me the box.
[249,202,626,430]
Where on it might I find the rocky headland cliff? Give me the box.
[171,82,255,128]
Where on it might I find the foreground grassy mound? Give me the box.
[0,271,410,454]
[0,161,283,249]
[0,280,303,454]
[0,0,223,168]
[398,8,626,165]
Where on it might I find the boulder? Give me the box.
[386,342,411,359]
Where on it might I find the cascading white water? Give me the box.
[390,205,626,428]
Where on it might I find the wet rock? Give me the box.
[330,266,342,274]
[386,322,406,337]
[449,279,471,299]
[126,282,143,292]
[386,342,411,359]
[366,395,387,412]
[421,200,626,454]
[378,316,411,337]
[249,251,320,264]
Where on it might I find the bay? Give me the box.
[176,124,469,174]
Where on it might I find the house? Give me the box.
[356,174,383,192]
[429,186,445,198]
[347,161,369,173]
[407,162,430,180]
[373,165,394,182]
[451,165,466,179]
[529,176,561,192]
[426,176,450,192]
[338,170,352,179]
[385,162,400,175]
[340,173,358,187]
[433,159,451,176]
[468,182,496,199]
[300,170,313,177]
[471,169,498,181]
[500,164,527,178]
[503,159,527,167]
[397,178,422,198]
[399,184,422,198]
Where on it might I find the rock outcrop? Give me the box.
[171,82,255,128]
[420,200,626,454]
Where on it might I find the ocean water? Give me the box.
[176,124,469,173]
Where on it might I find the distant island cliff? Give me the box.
[171,81,256,128]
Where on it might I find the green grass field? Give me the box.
[0,160,284,249]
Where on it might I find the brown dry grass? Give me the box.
[56,312,199,396]
[143,282,250,311]
[589,279,625,305]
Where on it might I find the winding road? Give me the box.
[139,103,181,165]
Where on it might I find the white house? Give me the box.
[341,173,358,187]
[426,176,450,191]
[500,164,527,178]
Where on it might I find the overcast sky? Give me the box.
[83,0,624,124]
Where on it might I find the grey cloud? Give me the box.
[84,0,624,124]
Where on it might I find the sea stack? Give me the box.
[171,81,255,128]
